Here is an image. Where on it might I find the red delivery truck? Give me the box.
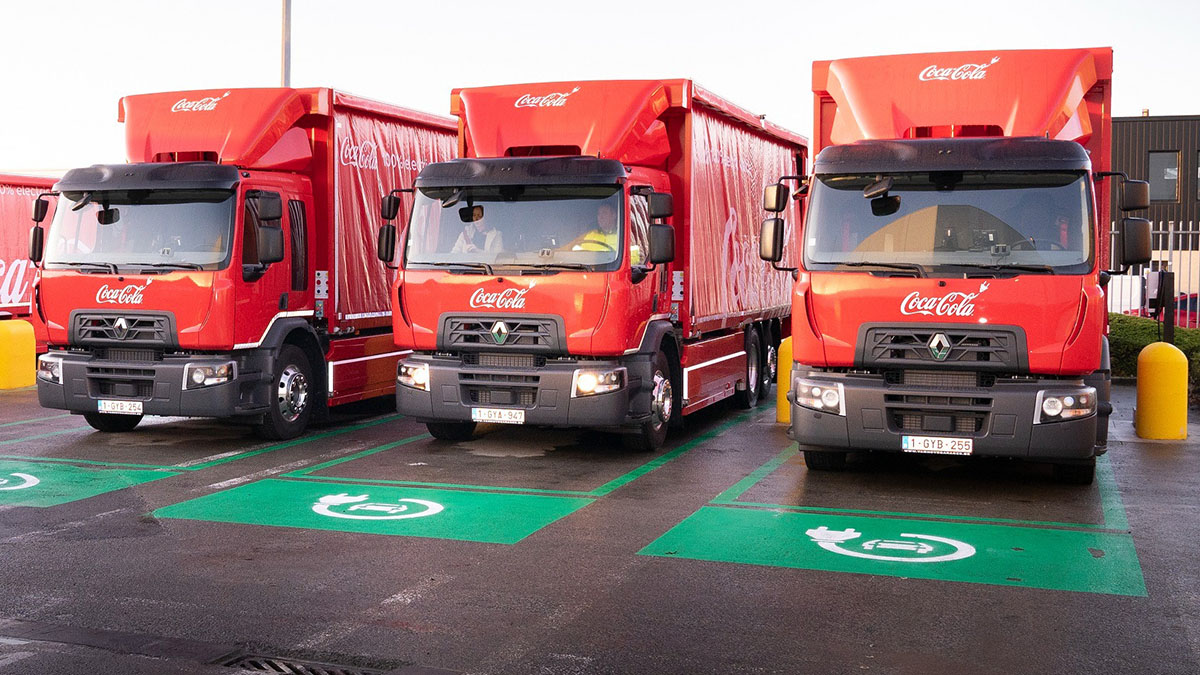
[759,48,1151,484]
[378,80,807,449]
[29,88,457,438]
[1,174,55,350]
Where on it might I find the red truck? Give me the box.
[378,80,807,449]
[1,174,55,349]
[759,49,1151,483]
[29,88,456,437]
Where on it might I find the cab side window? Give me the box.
[241,190,283,281]
[629,193,650,267]
[288,199,308,291]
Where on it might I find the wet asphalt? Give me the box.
[0,384,1196,674]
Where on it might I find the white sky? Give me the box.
[1,0,1196,174]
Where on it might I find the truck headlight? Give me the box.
[184,362,236,389]
[794,378,845,416]
[37,354,62,384]
[397,362,429,391]
[1035,387,1096,424]
[572,367,625,397]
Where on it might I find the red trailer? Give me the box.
[31,88,456,437]
[1,174,55,350]
[380,80,807,448]
[759,49,1151,483]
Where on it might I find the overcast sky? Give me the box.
[1,0,1195,174]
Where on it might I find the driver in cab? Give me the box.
[569,202,619,254]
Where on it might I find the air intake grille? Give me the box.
[72,312,173,347]
[443,316,560,352]
[860,325,1024,371]
[95,347,161,362]
[462,352,545,369]
[899,370,979,388]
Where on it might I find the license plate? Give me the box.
[901,435,973,455]
[98,399,143,415]
[471,407,525,425]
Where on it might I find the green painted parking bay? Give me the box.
[0,459,177,508]
[153,478,591,544]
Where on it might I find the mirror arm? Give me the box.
[1093,170,1129,182]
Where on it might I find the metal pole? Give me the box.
[281,0,292,87]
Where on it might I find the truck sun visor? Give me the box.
[54,162,240,193]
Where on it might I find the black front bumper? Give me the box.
[789,368,1098,460]
[396,353,653,429]
[36,350,267,418]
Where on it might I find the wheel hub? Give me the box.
[276,365,309,423]
[651,370,673,430]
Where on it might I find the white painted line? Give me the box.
[382,574,453,606]
[175,450,246,468]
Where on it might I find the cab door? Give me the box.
[232,184,291,348]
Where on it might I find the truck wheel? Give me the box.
[734,327,761,409]
[758,328,776,405]
[427,421,476,442]
[257,345,313,441]
[1053,458,1095,486]
[624,350,674,452]
[83,412,142,433]
[803,449,847,471]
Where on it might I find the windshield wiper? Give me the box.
[835,261,925,277]
[969,263,1056,275]
[135,262,205,271]
[48,261,118,274]
[498,262,592,272]
[422,261,494,275]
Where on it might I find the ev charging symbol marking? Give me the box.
[806,526,976,563]
[312,493,444,520]
[0,473,40,491]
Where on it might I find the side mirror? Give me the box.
[648,192,673,220]
[377,224,397,263]
[1120,180,1150,212]
[1116,217,1151,268]
[31,197,50,223]
[381,194,401,221]
[257,225,285,265]
[760,217,785,262]
[256,194,283,222]
[763,183,789,213]
[29,226,44,263]
[648,223,675,264]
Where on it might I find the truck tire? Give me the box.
[257,345,314,441]
[758,325,776,405]
[1053,458,1096,485]
[83,412,142,433]
[803,449,847,471]
[734,327,762,409]
[624,350,674,451]
[427,421,476,442]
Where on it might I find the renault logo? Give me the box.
[112,317,131,340]
[928,332,952,361]
[490,321,510,345]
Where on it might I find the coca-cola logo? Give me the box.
[918,56,1000,82]
[514,87,580,108]
[900,282,989,317]
[96,280,153,305]
[340,138,379,170]
[0,257,32,308]
[171,91,231,112]
[469,287,530,309]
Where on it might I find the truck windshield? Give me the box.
[45,189,235,272]
[405,185,623,271]
[805,171,1093,275]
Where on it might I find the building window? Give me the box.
[1148,151,1179,202]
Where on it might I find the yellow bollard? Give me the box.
[0,319,36,389]
[1134,341,1188,440]
[776,337,792,424]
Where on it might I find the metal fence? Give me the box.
[1107,221,1200,329]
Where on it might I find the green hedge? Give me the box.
[1108,313,1199,404]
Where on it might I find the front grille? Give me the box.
[95,347,162,362]
[443,315,560,352]
[462,352,545,369]
[98,380,154,398]
[894,410,987,434]
[860,325,1024,371]
[898,370,978,388]
[72,312,173,347]
[86,365,156,400]
[469,388,538,407]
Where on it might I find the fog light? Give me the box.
[1035,387,1097,424]
[397,362,430,391]
[36,354,62,384]
[820,388,841,409]
[572,367,625,398]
